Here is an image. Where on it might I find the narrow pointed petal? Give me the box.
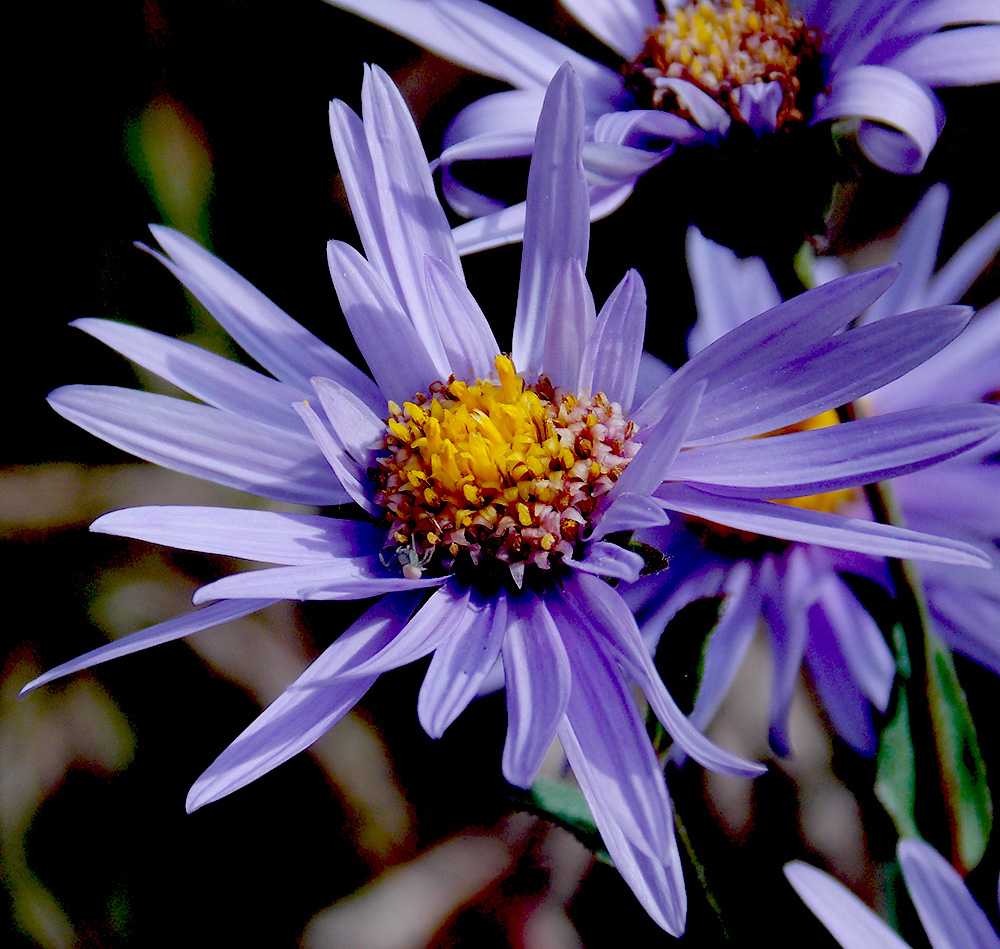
[417,590,507,738]
[556,624,686,935]
[539,258,594,388]
[927,210,1000,307]
[671,404,1000,498]
[803,596,879,756]
[607,380,704,502]
[20,600,277,697]
[361,65,463,358]
[327,240,442,402]
[186,591,423,811]
[569,542,645,582]
[591,491,672,539]
[632,265,899,431]
[513,64,589,375]
[348,580,473,677]
[681,562,763,734]
[72,318,305,429]
[144,225,379,405]
[48,385,346,507]
[656,484,994,567]
[294,400,378,515]
[323,0,623,100]
[192,557,444,604]
[560,0,658,59]
[422,256,499,382]
[583,269,647,410]
[91,506,382,565]
[560,573,766,777]
[685,305,974,444]
[898,839,1000,949]
[885,26,1000,87]
[310,375,385,468]
[784,861,912,949]
[500,591,571,788]
[684,227,782,351]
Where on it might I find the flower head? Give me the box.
[785,838,1000,948]
[21,64,998,932]
[624,187,1000,755]
[323,0,1000,250]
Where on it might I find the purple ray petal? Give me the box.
[607,380,704,502]
[671,403,1000,497]
[361,65,464,359]
[293,400,378,516]
[144,226,380,405]
[310,375,385,468]
[656,484,993,566]
[539,258,594,389]
[559,573,765,777]
[885,26,1000,87]
[192,557,445,604]
[72,318,306,429]
[685,226,782,351]
[632,265,898,430]
[762,552,813,755]
[927,211,1000,307]
[500,590,571,788]
[186,590,424,811]
[48,385,346,507]
[816,65,942,174]
[569,541,645,582]
[899,839,1000,949]
[417,589,507,739]
[803,595,879,756]
[675,561,763,742]
[685,305,974,445]
[583,268,646,411]
[590,491,672,540]
[422,256,499,382]
[556,624,686,934]
[20,599,278,697]
[513,63,590,375]
[326,240,442,402]
[91,506,382,565]
[784,861,911,949]
[347,579,473,677]
[560,0,657,60]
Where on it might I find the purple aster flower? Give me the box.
[785,838,1000,948]
[20,64,999,932]
[623,186,999,755]
[321,0,1000,251]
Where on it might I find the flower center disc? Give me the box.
[373,355,639,586]
[628,0,823,130]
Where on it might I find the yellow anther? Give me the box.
[516,503,532,527]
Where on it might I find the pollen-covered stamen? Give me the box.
[627,0,823,130]
[372,355,640,583]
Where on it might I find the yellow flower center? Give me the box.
[373,355,639,586]
[628,0,823,130]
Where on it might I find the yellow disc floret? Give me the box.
[373,356,639,585]
[628,0,823,130]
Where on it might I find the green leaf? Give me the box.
[925,631,993,870]
[523,779,612,865]
[875,637,919,840]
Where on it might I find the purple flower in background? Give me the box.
[20,64,999,931]
[785,838,1000,948]
[322,0,1000,251]
[623,187,999,755]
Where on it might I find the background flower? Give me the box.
[321,0,1000,250]
[623,186,999,756]
[786,838,1000,947]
